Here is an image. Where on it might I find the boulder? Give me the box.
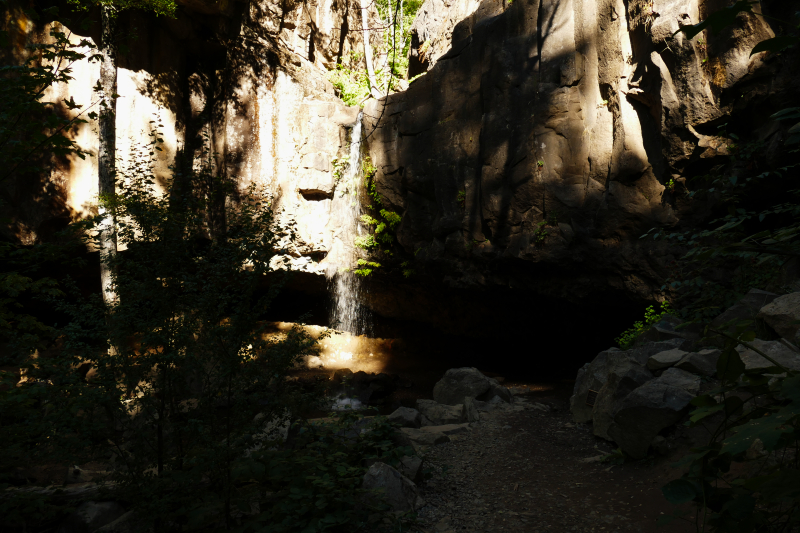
[758,292,800,340]
[463,396,480,423]
[432,367,490,405]
[607,371,698,459]
[646,349,688,371]
[658,367,701,395]
[709,289,779,340]
[362,462,425,513]
[637,315,699,347]
[416,399,466,425]
[61,501,127,533]
[570,349,615,423]
[95,511,136,533]
[626,339,691,365]
[388,407,422,428]
[398,455,424,483]
[591,353,653,440]
[396,427,450,447]
[571,341,684,424]
[675,349,721,377]
[735,339,800,373]
[482,377,512,403]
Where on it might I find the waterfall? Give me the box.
[325,112,372,336]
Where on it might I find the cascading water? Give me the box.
[325,112,372,336]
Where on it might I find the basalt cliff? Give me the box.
[3,0,798,338]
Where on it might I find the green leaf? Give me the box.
[717,348,745,382]
[750,36,800,56]
[662,479,699,504]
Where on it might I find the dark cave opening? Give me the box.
[268,277,647,383]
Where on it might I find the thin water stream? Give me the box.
[324,112,372,336]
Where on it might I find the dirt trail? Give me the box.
[414,385,695,533]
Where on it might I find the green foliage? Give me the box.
[354,235,378,250]
[67,0,176,18]
[533,221,548,244]
[400,261,414,278]
[456,190,466,207]
[328,55,371,107]
[352,156,403,276]
[642,126,799,324]
[327,0,423,106]
[354,259,382,277]
[614,301,674,349]
[332,155,350,182]
[660,322,800,532]
[380,209,401,229]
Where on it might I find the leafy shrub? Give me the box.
[614,301,674,349]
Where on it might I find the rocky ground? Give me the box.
[413,384,695,533]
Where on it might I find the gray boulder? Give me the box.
[735,339,800,373]
[388,407,422,428]
[592,353,653,440]
[398,455,424,483]
[362,462,425,513]
[463,396,480,423]
[626,339,691,365]
[675,349,721,377]
[646,349,688,371]
[63,501,127,533]
[95,511,136,533]
[396,427,449,447]
[571,341,685,424]
[570,349,615,423]
[709,289,778,340]
[757,292,800,340]
[432,367,490,405]
[483,377,512,403]
[416,399,465,425]
[637,315,699,347]
[658,367,701,395]
[607,371,698,459]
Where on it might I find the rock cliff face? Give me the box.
[3,0,372,263]
[3,0,797,342]
[365,0,786,310]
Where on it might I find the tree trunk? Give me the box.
[98,5,117,308]
[359,0,381,99]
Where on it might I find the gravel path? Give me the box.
[413,387,695,533]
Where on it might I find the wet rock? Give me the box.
[675,349,721,377]
[416,399,466,425]
[646,349,688,371]
[388,406,422,428]
[735,339,800,373]
[608,370,698,459]
[362,462,425,513]
[432,368,490,405]
[758,292,800,340]
[592,354,653,441]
